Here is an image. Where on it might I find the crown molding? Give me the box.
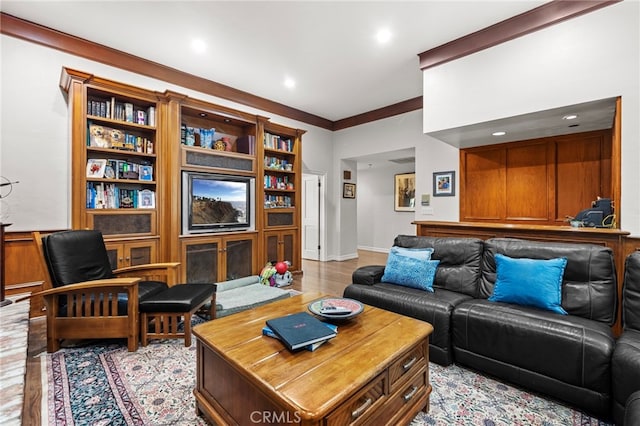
[419,0,620,70]
[1,1,620,132]
[0,12,333,130]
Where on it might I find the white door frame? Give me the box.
[302,172,327,261]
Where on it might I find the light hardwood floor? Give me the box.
[21,250,388,426]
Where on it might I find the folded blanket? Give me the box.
[215,283,290,318]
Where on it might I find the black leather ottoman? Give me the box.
[139,283,214,346]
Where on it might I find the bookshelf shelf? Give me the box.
[62,67,161,250]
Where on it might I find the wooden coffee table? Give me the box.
[193,292,433,425]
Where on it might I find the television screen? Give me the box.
[183,172,253,233]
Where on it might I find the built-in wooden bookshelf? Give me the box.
[61,68,304,279]
[61,68,163,268]
[259,120,305,272]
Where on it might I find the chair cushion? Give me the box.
[42,230,114,287]
[139,283,215,313]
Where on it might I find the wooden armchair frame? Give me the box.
[29,231,180,352]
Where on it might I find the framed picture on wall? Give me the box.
[394,173,415,211]
[343,182,356,199]
[433,171,455,196]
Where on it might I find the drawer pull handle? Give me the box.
[351,397,373,419]
[402,356,417,371]
[403,385,419,402]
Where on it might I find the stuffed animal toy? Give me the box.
[260,260,293,287]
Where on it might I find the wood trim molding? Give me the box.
[418,0,620,70]
[0,12,333,130]
[1,2,619,131]
[333,97,423,131]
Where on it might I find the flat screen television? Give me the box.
[182,172,255,234]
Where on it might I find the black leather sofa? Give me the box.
[612,251,640,425]
[344,235,618,419]
[345,235,484,366]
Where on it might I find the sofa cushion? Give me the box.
[480,238,616,324]
[611,329,640,424]
[623,252,640,331]
[343,282,471,366]
[488,254,568,314]
[393,235,484,297]
[453,298,615,417]
[381,248,439,291]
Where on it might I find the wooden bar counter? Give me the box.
[414,220,630,334]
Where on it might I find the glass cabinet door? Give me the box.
[185,242,219,283]
[224,238,254,281]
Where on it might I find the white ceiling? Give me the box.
[1,0,547,122]
[3,1,616,169]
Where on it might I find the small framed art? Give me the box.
[394,173,415,211]
[343,182,356,199]
[433,171,455,197]
[139,165,153,181]
[139,189,155,208]
[86,159,107,178]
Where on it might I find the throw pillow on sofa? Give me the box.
[389,245,434,261]
[381,247,439,291]
[488,253,568,314]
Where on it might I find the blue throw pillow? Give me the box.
[488,253,568,315]
[381,249,439,292]
[389,246,434,261]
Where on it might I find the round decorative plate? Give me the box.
[308,298,364,320]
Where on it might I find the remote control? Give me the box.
[320,306,352,315]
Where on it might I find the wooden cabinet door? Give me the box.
[182,238,220,284]
[264,229,298,271]
[221,234,256,281]
[105,240,157,269]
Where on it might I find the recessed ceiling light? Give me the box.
[492,131,506,136]
[191,39,206,54]
[199,112,207,117]
[376,28,392,44]
[563,114,578,120]
[284,77,296,89]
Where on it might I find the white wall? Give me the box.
[423,1,640,234]
[0,35,334,236]
[333,110,459,254]
[357,162,415,252]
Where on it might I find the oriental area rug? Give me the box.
[40,338,612,426]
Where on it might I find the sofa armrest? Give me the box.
[352,265,385,285]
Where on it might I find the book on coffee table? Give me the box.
[265,312,337,351]
[262,322,337,351]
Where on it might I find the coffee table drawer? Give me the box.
[326,372,387,426]
[383,368,428,425]
[389,344,426,392]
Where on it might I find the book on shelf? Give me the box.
[124,103,134,123]
[86,183,155,209]
[265,312,337,351]
[236,135,255,155]
[262,322,337,352]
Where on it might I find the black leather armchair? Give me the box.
[31,230,179,352]
[612,251,640,425]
